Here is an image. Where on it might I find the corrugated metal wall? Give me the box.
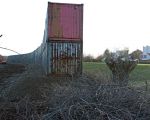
[7,2,83,76]
[48,41,82,75]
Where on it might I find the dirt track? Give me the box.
[0,64,26,99]
[0,64,45,100]
[0,64,25,80]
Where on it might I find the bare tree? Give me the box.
[104,49,138,86]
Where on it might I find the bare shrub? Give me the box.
[40,83,150,120]
[104,49,138,86]
[1,80,150,120]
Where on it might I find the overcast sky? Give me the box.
[0,0,150,57]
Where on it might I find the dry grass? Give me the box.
[1,77,150,119]
[0,64,150,120]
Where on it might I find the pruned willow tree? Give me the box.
[104,49,138,86]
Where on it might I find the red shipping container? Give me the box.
[48,2,83,41]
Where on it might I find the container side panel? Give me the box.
[48,3,83,40]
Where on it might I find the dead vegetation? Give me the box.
[0,64,150,120]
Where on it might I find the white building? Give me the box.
[141,46,150,60]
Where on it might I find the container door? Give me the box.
[50,41,82,76]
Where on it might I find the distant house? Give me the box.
[141,46,150,60]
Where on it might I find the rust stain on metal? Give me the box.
[50,41,82,76]
[50,4,63,38]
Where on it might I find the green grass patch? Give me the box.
[129,64,150,86]
[83,62,150,86]
[83,62,112,83]
[83,62,109,72]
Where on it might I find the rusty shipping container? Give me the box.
[48,2,83,40]
[46,2,83,76]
